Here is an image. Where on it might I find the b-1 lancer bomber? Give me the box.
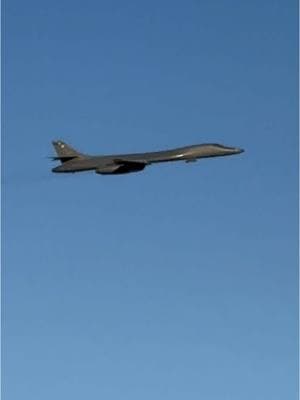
[51,140,244,175]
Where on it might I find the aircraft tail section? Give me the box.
[52,140,83,163]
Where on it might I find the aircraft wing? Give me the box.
[112,158,148,173]
[95,159,148,175]
[114,159,147,167]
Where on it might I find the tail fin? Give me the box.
[52,140,83,163]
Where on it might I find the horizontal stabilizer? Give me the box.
[50,156,79,162]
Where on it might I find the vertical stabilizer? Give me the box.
[52,140,83,163]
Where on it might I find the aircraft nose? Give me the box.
[225,146,244,155]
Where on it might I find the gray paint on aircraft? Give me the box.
[51,140,244,175]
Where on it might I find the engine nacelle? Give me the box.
[95,165,120,175]
[95,162,146,175]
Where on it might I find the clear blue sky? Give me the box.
[3,1,298,399]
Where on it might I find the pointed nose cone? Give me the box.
[221,146,245,156]
[223,146,245,155]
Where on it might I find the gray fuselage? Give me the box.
[52,143,244,174]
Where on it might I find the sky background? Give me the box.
[2,0,298,399]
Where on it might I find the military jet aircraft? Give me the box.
[51,140,244,175]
